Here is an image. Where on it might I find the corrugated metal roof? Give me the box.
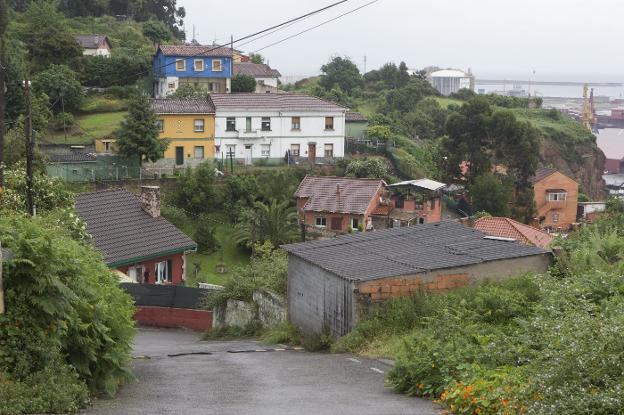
[430,69,469,78]
[75,189,197,266]
[283,221,548,281]
[388,178,446,191]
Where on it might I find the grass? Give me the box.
[184,223,250,287]
[511,108,596,145]
[46,111,127,145]
[433,96,462,109]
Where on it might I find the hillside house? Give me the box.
[75,35,112,57]
[210,93,346,164]
[295,176,386,234]
[345,111,368,141]
[153,44,233,98]
[233,63,281,93]
[75,186,197,285]
[283,221,551,337]
[531,167,579,231]
[150,99,216,168]
[372,179,445,228]
[472,216,554,249]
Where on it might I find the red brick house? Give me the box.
[372,179,445,228]
[75,186,197,285]
[530,167,579,231]
[472,216,554,249]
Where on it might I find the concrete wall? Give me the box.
[287,255,355,337]
[253,289,286,327]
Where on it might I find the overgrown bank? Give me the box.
[334,201,624,414]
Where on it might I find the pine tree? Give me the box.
[115,93,167,166]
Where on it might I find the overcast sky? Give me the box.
[178,0,623,82]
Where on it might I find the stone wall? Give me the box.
[212,290,286,329]
[253,289,286,327]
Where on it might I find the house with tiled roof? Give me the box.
[345,111,368,140]
[233,63,281,93]
[472,216,554,249]
[295,176,386,233]
[149,99,216,167]
[75,186,196,285]
[210,93,346,164]
[75,35,111,57]
[530,167,579,231]
[283,221,552,336]
[153,44,233,98]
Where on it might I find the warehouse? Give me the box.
[282,221,551,337]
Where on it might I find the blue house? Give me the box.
[153,44,233,98]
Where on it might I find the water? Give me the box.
[597,128,624,159]
[476,83,624,100]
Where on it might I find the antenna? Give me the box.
[192,24,196,42]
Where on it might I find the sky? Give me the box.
[177,0,624,82]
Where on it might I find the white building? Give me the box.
[428,69,474,96]
[210,93,346,165]
[233,63,282,93]
[75,35,112,57]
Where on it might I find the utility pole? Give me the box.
[0,242,4,314]
[24,79,34,216]
[0,0,7,192]
[363,55,367,75]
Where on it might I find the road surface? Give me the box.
[84,328,440,415]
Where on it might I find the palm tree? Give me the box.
[233,199,298,248]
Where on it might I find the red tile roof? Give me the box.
[295,176,386,215]
[233,63,281,78]
[473,216,554,249]
[530,167,557,184]
[345,111,367,122]
[158,44,233,57]
[151,99,215,114]
[209,93,346,112]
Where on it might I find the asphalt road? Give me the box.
[84,328,440,415]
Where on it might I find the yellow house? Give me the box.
[151,99,216,166]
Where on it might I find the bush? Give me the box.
[32,65,84,113]
[262,322,302,345]
[194,215,220,254]
[52,112,74,131]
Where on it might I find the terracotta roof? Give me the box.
[294,176,385,215]
[233,63,281,78]
[345,111,367,122]
[151,99,215,114]
[75,189,196,267]
[530,167,557,184]
[75,35,110,49]
[210,93,346,112]
[158,44,233,57]
[283,221,550,281]
[473,216,554,249]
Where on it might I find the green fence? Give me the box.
[47,155,141,182]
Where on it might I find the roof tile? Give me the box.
[158,44,233,57]
[295,176,385,215]
[209,93,346,111]
[151,99,215,114]
[473,216,554,248]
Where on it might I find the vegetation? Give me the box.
[32,64,84,113]
[231,74,257,93]
[334,204,624,414]
[232,199,299,249]
[115,93,166,166]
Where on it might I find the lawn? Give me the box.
[184,223,251,287]
[46,111,127,145]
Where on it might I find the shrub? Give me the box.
[194,214,220,254]
[52,112,74,131]
[32,64,84,113]
[262,322,302,345]
[202,321,264,340]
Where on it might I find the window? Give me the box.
[194,119,205,132]
[351,217,360,230]
[155,260,172,284]
[212,59,223,71]
[225,145,236,157]
[245,117,252,132]
[331,217,342,231]
[291,116,301,130]
[261,117,271,131]
[325,117,334,130]
[291,144,300,157]
[226,117,236,132]
[175,59,186,71]
[167,82,176,90]
[315,217,326,228]
[395,196,404,209]
[261,144,270,158]
[552,212,560,223]
[194,59,204,71]
[547,192,567,201]
[194,146,204,159]
[324,143,334,158]
[155,119,164,132]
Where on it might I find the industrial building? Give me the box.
[428,69,474,96]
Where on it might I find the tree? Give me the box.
[20,0,83,71]
[249,53,264,64]
[142,19,173,44]
[32,64,84,113]
[231,74,256,93]
[115,93,167,166]
[470,173,511,217]
[194,214,220,254]
[345,158,389,179]
[233,199,298,248]
[381,78,439,114]
[170,161,219,214]
[366,125,393,141]
[168,83,208,99]
[319,56,363,94]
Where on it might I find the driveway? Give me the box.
[85,328,440,415]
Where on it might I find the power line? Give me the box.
[250,0,380,54]
[109,0,349,86]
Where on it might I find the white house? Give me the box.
[210,93,346,165]
[233,63,281,93]
[75,35,112,57]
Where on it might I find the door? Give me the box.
[244,145,253,165]
[175,146,184,165]
[308,143,316,162]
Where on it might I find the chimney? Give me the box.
[141,186,161,218]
